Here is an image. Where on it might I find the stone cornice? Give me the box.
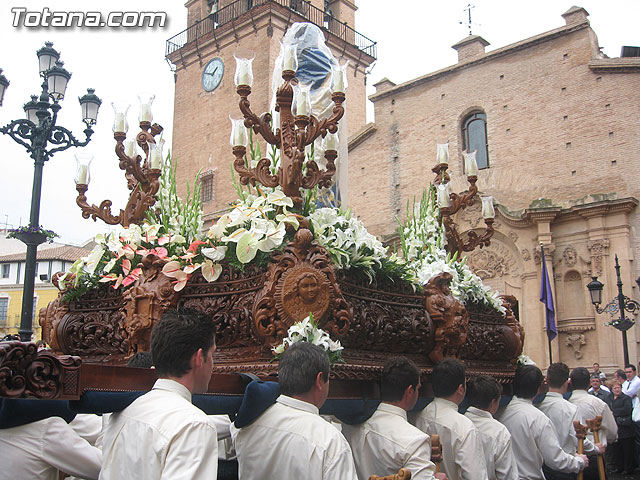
[496,197,638,228]
[348,122,376,151]
[370,21,590,102]
[589,58,640,73]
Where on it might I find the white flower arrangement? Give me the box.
[398,188,506,316]
[272,313,344,364]
[516,354,536,367]
[309,207,389,281]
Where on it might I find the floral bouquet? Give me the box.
[272,313,344,364]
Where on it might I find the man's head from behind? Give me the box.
[547,362,570,391]
[569,367,590,391]
[278,342,331,408]
[432,358,466,404]
[150,309,216,393]
[380,356,421,410]
[514,365,543,399]
[466,375,503,414]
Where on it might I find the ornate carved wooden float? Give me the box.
[36,227,524,392]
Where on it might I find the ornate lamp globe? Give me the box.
[23,95,39,124]
[0,69,9,107]
[79,88,102,125]
[47,61,72,101]
[36,41,60,75]
[586,276,604,306]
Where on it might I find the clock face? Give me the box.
[202,57,224,92]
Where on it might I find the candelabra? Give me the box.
[0,42,101,341]
[586,254,640,365]
[75,97,164,228]
[230,49,347,209]
[433,145,495,256]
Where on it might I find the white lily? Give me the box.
[235,231,259,264]
[201,260,223,282]
[84,245,105,276]
[256,221,286,252]
[267,190,294,208]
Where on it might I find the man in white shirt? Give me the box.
[0,413,102,480]
[100,309,219,480]
[415,358,487,480]
[623,363,640,466]
[538,363,602,480]
[464,375,518,480]
[343,356,445,480]
[232,341,357,479]
[496,365,588,480]
[569,367,617,447]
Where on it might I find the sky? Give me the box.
[0,1,637,245]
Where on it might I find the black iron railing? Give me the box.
[166,0,376,59]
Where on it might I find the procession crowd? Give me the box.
[0,310,638,480]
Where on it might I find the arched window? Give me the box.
[462,111,489,170]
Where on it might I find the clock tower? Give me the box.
[165,0,375,226]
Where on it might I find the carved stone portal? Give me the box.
[253,228,351,346]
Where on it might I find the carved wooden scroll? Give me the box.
[0,341,81,399]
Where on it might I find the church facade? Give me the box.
[348,7,640,369]
[166,3,640,370]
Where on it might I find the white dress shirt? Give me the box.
[231,394,357,480]
[414,397,487,480]
[569,389,618,445]
[622,375,640,400]
[464,406,518,480]
[99,378,218,480]
[0,416,102,480]
[342,402,436,480]
[537,392,598,455]
[496,397,585,479]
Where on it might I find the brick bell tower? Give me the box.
[165,0,376,226]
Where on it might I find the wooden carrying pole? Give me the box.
[431,434,442,474]
[573,420,587,480]
[586,416,606,480]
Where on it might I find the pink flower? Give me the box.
[122,268,142,287]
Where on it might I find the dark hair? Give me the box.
[278,342,330,396]
[150,309,216,377]
[35,339,46,348]
[432,358,466,398]
[127,351,153,368]
[614,369,626,382]
[590,373,601,381]
[466,375,502,409]
[569,367,590,390]
[380,356,420,402]
[625,364,636,372]
[514,365,543,399]
[547,362,570,388]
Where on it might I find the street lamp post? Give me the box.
[586,254,640,366]
[0,42,101,341]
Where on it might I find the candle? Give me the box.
[111,103,130,133]
[295,83,311,117]
[124,139,137,158]
[74,153,93,185]
[149,139,164,169]
[331,61,348,94]
[234,54,254,87]
[229,115,248,147]
[113,113,127,133]
[464,150,478,176]
[322,131,339,151]
[436,143,449,166]
[76,165,89,184]
[437,183,450,208]
[282,43,298,71]
[481,196,495,219]
[138,94,154,123]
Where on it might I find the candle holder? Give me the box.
[75,119,163,227]
[433,154,494,256]
[232,66,345,209]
